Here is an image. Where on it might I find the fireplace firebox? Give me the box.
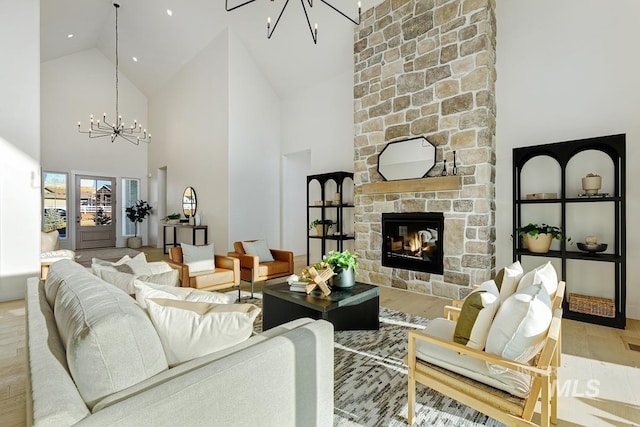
[382,212,444,274]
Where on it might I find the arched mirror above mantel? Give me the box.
[182,187,197,218]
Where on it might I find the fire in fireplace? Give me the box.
[382,212,444,274]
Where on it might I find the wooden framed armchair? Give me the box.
[227,241,294,298]
[407,281,565,427]
[167,246,241,299]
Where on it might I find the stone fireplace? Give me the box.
[353,0,497,300]
[382,212,444,274]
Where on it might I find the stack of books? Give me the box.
[289,281,309,293]
[287,274,309,293]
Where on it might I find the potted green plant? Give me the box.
[125,200,152,248]
[516,223,563,253]
[163,212,181,225]
[309,219,335,236]
[323,250,359,288]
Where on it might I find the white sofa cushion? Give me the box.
[134,280,236,309]
[146,298,261,366]
[415,318,532,398]
[242,240,275,263]
[516,261,558,300]
[494,260,524,303]
[453,280,500,350]
[44,258,88,307]
[485,282,553,371]
[53,263,168,408]
[100,269,179,294]
[181,242,215,273]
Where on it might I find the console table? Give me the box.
[162,224,208,254]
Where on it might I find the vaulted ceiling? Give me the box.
[41,0,381,98]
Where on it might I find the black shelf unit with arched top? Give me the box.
[307,171,355,266]
[513,134,626,329]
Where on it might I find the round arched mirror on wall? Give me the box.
[182,187,197,218]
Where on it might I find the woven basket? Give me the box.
[568,293,615,318]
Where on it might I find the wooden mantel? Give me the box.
[359,176,462,195]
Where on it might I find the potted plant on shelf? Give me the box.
[309,219,335,236]
[516,223,563,254]
[581,172,602,195]
[162,213,181,225]
[125,200,152,249]
[323,250,359,288]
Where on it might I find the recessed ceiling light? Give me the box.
[166,9,173,16]
[132,56,138,62]
[67,34,74,38]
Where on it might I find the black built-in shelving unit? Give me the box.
[513,134,626,329]
[307,171,354,266]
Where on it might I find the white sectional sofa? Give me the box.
[26,260,334,426]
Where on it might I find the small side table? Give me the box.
[163,224,208,254]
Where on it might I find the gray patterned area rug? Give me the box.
[246,297,506,427]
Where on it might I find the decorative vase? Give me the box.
[315,224,330,236]
[331,266,355,288]
[523,233,553,253]
[127,236,142,249]
[581,175,601,195]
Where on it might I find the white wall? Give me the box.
[228,32,281,248]
[0,0,40,301]
[281,69,355,174]
[41,48,149,248]
[495,0,640,319]
[149,31,230,253]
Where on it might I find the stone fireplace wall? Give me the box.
[353,0,497,299]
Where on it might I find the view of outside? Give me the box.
[80,178,113,226]
[123,178,140,235]
[42,172,68,238]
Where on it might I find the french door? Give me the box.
[75,175,116,249]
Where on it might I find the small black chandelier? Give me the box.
[226,0,362,44]
[78,3,150,145]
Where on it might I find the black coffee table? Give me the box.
[262,282,379,331]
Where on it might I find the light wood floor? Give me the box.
[2,247,639,426]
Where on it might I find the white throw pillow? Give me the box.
[41,230,60,252]
[494,261,524,303]
[453,280,500,350]
[181,243,215,273]
[242,240,275,263]
[485,282,553,371]
[134,280,236,309]
[516,261,558,300]
[123,252,153,275]
[146,298,261,366]
[101,269,179,294]
[92,255,131,267]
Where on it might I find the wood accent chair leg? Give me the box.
[541,375,550,427]
[407,334,416,425]
[551,349,559,424]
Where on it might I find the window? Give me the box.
[42,172,68,238]
[122,178,140,236]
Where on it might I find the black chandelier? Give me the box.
[226,0,362,44]
[78,3,150,145]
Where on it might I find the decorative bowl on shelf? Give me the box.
[576,242,607,253]
[525,193,558,200]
